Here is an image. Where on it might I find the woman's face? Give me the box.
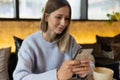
[46,6,70,35]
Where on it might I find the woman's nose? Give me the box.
[60,18,66,26]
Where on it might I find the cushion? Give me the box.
[111,43,120,61]
[96,35,113,51]
[13,36,23,53]
[96,34,120,51]
[8,53,18,80]
[0,47,11,80]
[96,34,120,59]
[102,50,114,59]
[113,34,120,42]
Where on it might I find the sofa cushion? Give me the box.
[111,42,120,61]
[8,53,18,80]
[96,34,120,60]
[13,36,23,53]
[0,47,11,80]
[96,34,120,51]
[96,35,113,51]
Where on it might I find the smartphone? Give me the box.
[73,49,81,60]
[73,48,93,60]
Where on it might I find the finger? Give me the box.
[73,60,81,65]
[80,59,90,64]
[72,66,89,72]
[72,62,90,70]
[66,60,80,66]
[75,68,90,76]
[80,63,90,68]
[75,70,88,76]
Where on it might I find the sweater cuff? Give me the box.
[47,69,58,80]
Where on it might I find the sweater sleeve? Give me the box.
[69,36,95,79]
[13,40,58,80]
[13,68,58,80]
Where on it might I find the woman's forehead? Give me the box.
[51,6,70,16]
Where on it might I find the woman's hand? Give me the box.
[72,59,90,78]
[57,60,80,80]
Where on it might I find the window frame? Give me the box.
[1,0,119,21]
[0,0,82,21]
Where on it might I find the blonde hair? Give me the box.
[40,0,71,53]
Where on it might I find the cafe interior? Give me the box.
[0,0,120,80]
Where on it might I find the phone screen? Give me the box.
[73,48,93,60]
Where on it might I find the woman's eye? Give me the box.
[55,16,70,21]
[55,16,61,19]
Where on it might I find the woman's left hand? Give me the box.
[72,59,90,78]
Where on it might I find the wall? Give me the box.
[0,20,120,52]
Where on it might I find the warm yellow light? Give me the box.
[0,21,120,53]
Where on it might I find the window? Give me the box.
[1,0,119,20]
[0,0,81,20]
[67,0,81,19]
[88,0,120,20]
[19,0,47,19]
[0,0,15,18]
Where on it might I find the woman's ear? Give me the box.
[44,13,49,22]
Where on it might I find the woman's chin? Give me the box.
[55,31,63,34]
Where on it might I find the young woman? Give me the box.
[13,0,95,80]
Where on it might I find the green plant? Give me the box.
[107,12,120,25]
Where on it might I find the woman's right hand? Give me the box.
[57,60,80,80]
